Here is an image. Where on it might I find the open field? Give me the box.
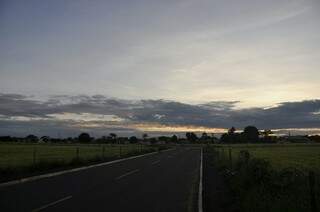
[214,143,320,172]
[0,143,155,169]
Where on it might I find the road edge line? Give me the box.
[0,148,174,188]
[198,148,203,212]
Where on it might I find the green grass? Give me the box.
[214,143,320,172]
[0,143,153,169]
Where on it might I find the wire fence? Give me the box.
[0,143,154,169]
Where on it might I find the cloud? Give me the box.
[0,93,320,136]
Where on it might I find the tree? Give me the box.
[228,127,236,135]
[129,136,138,144]
[171,135,178,143]
[142,133,148,141]
[261,129,273,137]
[149,137,157,144]
[78,133,91,143]
[109,133,117,143]
[200,132,209,141]
[186,132,198,143]
[25,134,38,143]
[243,126,259,143]
[220,133,230,143]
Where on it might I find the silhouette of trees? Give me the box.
[25,134,39,143]
[142,133,148,141]
[109,133,117,143]
[171,135,178,143]
[228,126,236,134]
[221,126,260,143]
[129,136,138,144]
[261,129,273,137]
[221,127,239,143]
[201,132,208,140]
[243,126,259,143]
[186,132,198,143]
[78,133,91,143]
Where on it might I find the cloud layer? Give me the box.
[0,93,319,137]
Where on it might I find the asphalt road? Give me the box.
[0,148,201,212]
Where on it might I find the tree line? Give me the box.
[0,125,319,144]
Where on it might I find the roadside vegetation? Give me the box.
[204,145,320,212]
[201,125,320,212]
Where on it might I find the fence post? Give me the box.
[33,147,37,166]
[229,148,232,168]
[309,171,317,212]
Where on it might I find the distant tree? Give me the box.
[101,136,108,143]
[142,133,148,141]
[0,136,13,142]
[243,126,259,143]
[25,134,39,143]
[171,135,178,143]
[309,135,320,143]
[109,133,117,143]
[129,136,138,144]
[200,132,209,141]
[78,133,91,143]
[186,132,198,143]
[228,127,236,135]
[261,129,273,137]
[149,137,157,144]
[220,133,230,143]
[158,136,170,142]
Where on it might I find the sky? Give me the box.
[0,0,320,137]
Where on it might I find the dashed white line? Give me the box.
[32,195,72,212]
[116,169,140,180]
[151,160,160,165]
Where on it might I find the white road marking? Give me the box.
[32,195,72,212]
[151,160,160,165]
[198,148,203,212]
[116,169,140,180]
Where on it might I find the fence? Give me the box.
[0,143,154,169]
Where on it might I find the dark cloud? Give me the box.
[0,93,319,136]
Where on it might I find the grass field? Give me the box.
[215,143,320,172]
[0,143,154,169]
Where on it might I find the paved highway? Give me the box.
[0,148,201,212]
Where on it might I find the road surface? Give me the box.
[0,148,200,212]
